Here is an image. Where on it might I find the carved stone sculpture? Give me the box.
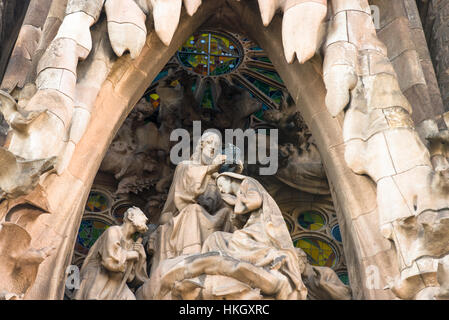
[74,207,148,300]
[139,171,308,300]
[148,132,233,273]
[0,0,447,301]
[263,96,330,194]
[215,83,262,129]
[323,0,449,299]
[0,222,53,298]
[297,248,351,300]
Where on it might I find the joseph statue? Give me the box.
[74,207,149,300]
[148,132,233,272]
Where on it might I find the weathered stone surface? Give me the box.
[377,17,415,61]
[421,0,449,113]
[0,222,53,297]
[23,0,52,27]
[37,38,80,75]
[105,0,147,59]
[391,50,427,92]
[403,84,433,125]
[0,0,447,302]
[65,0,105,20]
[370,0,407,30]
[54,11,94,52]
[151,0,183,46]
[282,2,327,64]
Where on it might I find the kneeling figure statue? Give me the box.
[74,207,149,300]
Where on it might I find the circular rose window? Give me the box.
[177,32,243,76]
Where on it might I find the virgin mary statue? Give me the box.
[139,171,308,300]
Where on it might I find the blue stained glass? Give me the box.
[254,104,270,120]
[332,225,342,242]
[151,70,168,85]
[75,219,110,255]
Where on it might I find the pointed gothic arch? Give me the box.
[9,0,399,300]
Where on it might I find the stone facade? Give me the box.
[0,0,447,300]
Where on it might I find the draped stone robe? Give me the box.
[140,173,308,300]
[148,160,232,273]
[199,174,308,300]
[74,226,147,300]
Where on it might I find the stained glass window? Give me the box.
[113,204,132,225]
[254,104,270,120]
[294,237,337,268]
[248,67,283,84]
[201,84,215,109]
[242,74,283,104]
[332,224,342,242]
[75,219,110,255]
[85,191,110,213]
[178,33,242,76]
[151,70,168,85]
[298,211,325,231]
[148,93,161,110]
[337,272,350,286]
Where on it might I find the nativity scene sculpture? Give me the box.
[0,0,447,300]
[139,171,309,300]
[148,132,235,272]
[75,133,351,300]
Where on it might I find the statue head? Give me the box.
[216,172,244,195]
[192,131,222,165]
[124,207,148,234]
[216,175,233,194]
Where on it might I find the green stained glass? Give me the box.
[209,34,240,56]
[294,237,337,268]
[209,55,239,75]
[251,55,272,63]
[337,272,350,286]
[298,211,325,231]
[249,67,284,84]
[254,104,270,120]
[243,74,283,104]
[201,85,215,109]
[180,33,209,53]
[178,52,209,76]
[75,219,110,255]
[85,192,109,212]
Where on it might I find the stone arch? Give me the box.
[21,0,398,300]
